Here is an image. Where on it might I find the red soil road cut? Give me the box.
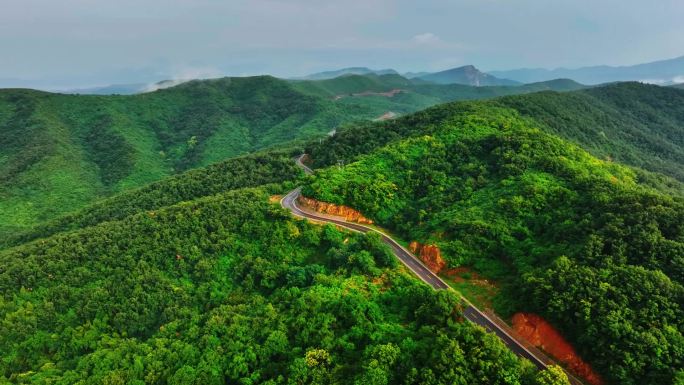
[512,313,604,385]
[297,196,374,224]
[408,242,446,274]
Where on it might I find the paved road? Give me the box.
[280,186,549,371]
[295,154,314,175]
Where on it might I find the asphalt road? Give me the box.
[280,187,549,370]
[295,154,314,175]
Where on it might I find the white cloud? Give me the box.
[142,66,222,92]
[411,32,441,45]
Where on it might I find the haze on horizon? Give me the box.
[1,0,683,89]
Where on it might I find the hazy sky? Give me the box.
[1,0,683,88]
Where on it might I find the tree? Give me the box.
[535,365,571,385]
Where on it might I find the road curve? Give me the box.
[280,187,549,371]
[295,154,314,175]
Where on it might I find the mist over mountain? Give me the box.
[490,55,684,85]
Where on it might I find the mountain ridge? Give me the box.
[417,65,520,86]
[490,55,684,84]
[294,67,399,80]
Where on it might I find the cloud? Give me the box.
[142,66,222,92]
[638,75,684,85]
[411,32,441,45]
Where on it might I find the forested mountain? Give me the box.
[417,65,520,86]
[0,157,570,384]
[290,74,415,97]
[0,76,352,235]
[0,74,587,236]
[1,79,682,385]
[307,82,684,184]
[303,98,684,384]
[0,151,302,249]
[296,67,399,80]
[496,83,684,181]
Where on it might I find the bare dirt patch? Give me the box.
[512,313,604,385]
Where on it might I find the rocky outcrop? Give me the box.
[408,242,445,274]
[298,196,373,224]
[512,313,604,385]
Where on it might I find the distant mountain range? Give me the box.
[295,67,399,80]
[5,54,682,94]
[672,83,684,89]
[295,55,684,87]
[298,65,518,87]
[490,55,684,85]
[403,71,430,79]
[415,65,520,86]
[62,83,147,95]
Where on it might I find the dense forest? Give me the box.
[0,151,302,249]
[306,83,684,185]
[302,100,684,384]
[2,80,683,384]
[0,76,349,234]
[0,74,586,234]
[0,184,570,384]
[496,82,684,181]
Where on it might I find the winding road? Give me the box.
[281,155,553,371]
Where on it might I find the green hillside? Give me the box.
[290,75,587,122]
[0,76,356,235]
[1,80,680,385]
[307,82,684,185]
[496,82,684,181]
[303,100,684,384]
[290,74,415,97]
[291,74,584,104]
[1,151,302,248]
[0,175,571,384]
[0,74,588,236]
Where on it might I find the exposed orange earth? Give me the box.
[408,242,445,273]
[298,196,374,224]
[512,313,604,385]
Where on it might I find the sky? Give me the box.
[1,0,683,89]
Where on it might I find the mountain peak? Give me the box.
[418,65,520,86]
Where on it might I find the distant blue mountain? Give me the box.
[297,67,399,80]
[61,83,147,95]
[490,55,684,85]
